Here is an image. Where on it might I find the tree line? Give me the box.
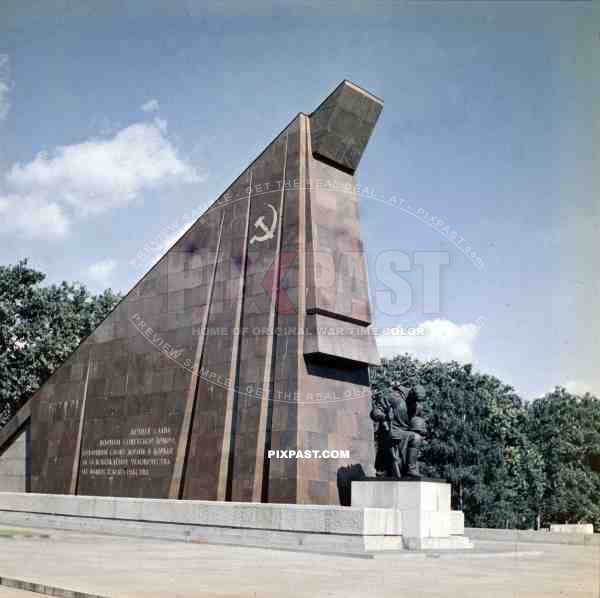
[0,260,120,426]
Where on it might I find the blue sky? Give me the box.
[0,2,598,399]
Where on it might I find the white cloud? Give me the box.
[564,380,598,397]
[0,55,12,121]
[0,193,69,240]
[85,259,117,288]
[377,318,478,364]
[6,122,200,213]
[527,379,600,400]
[153,117,167,133]
[141,98,160,113]
[0,117,202,239]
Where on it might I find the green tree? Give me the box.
[0,259,121,427]
[370,354,545,529]
[527,388,600,529]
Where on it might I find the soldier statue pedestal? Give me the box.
[351,478,473,550]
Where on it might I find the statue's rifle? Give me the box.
[372,391,392,432]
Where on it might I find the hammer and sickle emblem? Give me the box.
[249,203,278,245]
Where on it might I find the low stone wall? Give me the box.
[0,491,400,533]
[0,492,407,554]
[0,491,472,554]
[465,527,600,546]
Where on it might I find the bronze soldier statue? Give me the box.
[370,384,427,478]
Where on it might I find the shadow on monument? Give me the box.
[337,464,366,506]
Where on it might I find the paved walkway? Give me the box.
[0,526,597,597]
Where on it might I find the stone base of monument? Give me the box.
[0,484,471,554]
[351,478,473,550]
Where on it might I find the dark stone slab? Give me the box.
[309,80,383,174]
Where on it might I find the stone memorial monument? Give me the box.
[0,81,472,552]
[0,80,381,504]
